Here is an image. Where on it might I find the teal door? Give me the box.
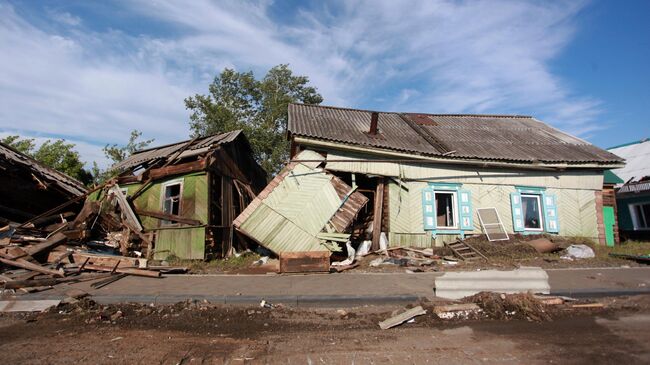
[603,206,616,247]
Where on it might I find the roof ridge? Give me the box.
[291,103,532,119]
[607,137,650,150]
[132,129,242,155]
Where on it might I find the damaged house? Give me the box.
[607,138,650,240]
[0,142,87,225]
[234,104,624,265]
[93,130,267,260]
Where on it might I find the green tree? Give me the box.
[92,130,154,185]
[1,135,35,155]
[185,64,323,174]
[1,135,92,185]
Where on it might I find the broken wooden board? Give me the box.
[0,299,61,312]
[279,251,330,273]
[379,306,427,330]
[433,303,481,319]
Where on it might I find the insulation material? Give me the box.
[234,151,368,254]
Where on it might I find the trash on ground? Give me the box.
[378,305,427,330]
[561,244,595,260]
[433,303,482,319]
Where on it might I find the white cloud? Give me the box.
[0,0,605,168]
[46,8,82,26]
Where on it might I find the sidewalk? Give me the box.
[16,267,650,306]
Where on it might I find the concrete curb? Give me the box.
[550,288,650,298]
[18,294,423,307]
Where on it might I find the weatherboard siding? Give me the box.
[120,173,208,260]
[324,149,602,247]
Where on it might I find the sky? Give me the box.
[1,0,649,168]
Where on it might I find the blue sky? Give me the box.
[1,0,648,167]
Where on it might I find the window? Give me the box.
[422,185,473,232]
[521,194,543,231]
[162,181,182,225]
[630,203,650,230]
[435,191,458,229]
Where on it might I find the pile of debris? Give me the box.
[1,181,186,294]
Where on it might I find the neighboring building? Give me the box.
[608,138,650,240]
[250,103,622,252]
[0,142,87,225]
[107,130,267,260]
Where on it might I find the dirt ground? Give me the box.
[1,295,650,364]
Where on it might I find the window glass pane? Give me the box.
[521,195,542,230]
[165,184,181,198]
[641,204,650,228]
[435,192,455,228]
[634,205,645,228]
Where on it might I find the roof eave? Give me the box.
[293,136,625,170]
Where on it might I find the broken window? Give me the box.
[521,194,543,231]
[630,203,650,230]
[434,191,457,229]
[162,181,182,225]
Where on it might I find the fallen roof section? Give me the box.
[608,138,650,184]
[0,142,87,198]
[233,150,369,255]
[288,103,623,166]
[112,130,244,171]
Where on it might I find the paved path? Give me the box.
[15,266,650,306]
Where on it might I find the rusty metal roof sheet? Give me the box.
[113,130,243,171]
[0,142,87,197]
[288,104,623,165]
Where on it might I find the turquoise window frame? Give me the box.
[422,182,473,238]
[512,186,559,234]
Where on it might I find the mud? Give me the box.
[1,295,649,364]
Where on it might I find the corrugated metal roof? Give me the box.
[608,138,650,184]
[0,142,87,197]
[112,130,243,171]
[288,104,623,165]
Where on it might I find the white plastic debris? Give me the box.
[561,244,595,260]
[345,241,356,261]
[369,258,385,267]
[379,232,388,251]
[356,240,372,257]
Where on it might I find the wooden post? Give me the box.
[371,177,385,251]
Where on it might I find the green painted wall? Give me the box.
[116,172,209,260]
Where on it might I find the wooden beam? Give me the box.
[371,177,385,251]
[135,209,202,226]
[0,257,64,277]
[148,159,207,180]
[23,232,67,257]
[83,264,161,278]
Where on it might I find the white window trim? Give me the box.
[521,193,544,232]
[160,178,184,223]
[629,203,650,231]
[434,190,459,230]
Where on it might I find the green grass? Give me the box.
[593,240,650,261]
[165,252,262,273]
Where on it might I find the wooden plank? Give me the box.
[279,251,330,273]
[371,178,385,251]
[83,264,161,278]
[148,159,207,180]
[135,209,202,226]
[71,252,146,268]
[3,273,110,289]
[23,232,67,257]
[0,300,61,312]
[379,306,427,330]
[0,256,64,277]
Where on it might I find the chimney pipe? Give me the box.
[369,112,379,135]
